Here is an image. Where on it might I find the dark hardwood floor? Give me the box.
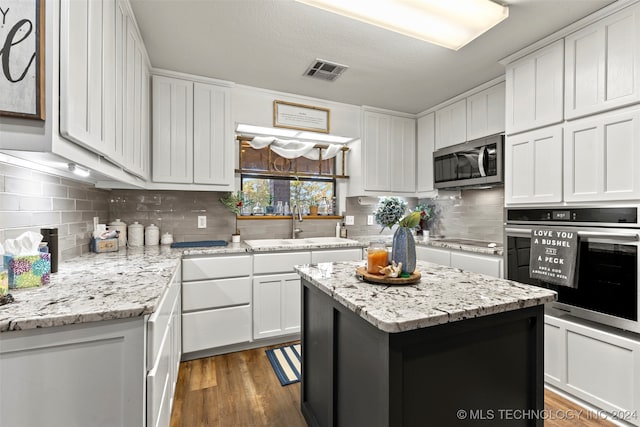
[170,343,615,427]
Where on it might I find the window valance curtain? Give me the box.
[250,136,343,160]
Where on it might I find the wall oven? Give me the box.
[433,134,503,189]
[505,206,640,333]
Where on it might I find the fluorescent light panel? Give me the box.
[294,0,509,50]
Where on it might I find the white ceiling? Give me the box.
[129,0,616,114]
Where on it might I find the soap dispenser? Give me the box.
[335,222,341,238]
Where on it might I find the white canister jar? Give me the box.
[108,219,127,249]
[145,224,160,246]
[128,222,144,247]
[160,232,173,245]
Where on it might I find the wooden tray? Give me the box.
[355,266,421,285]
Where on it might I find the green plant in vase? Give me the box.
[220,191,245,242]
[265,193,275,215]
[374,197,419,275]
[414,203,433,237]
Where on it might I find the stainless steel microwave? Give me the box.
[433,134,504,189]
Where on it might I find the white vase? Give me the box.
[231,234,241,243]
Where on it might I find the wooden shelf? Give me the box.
[237,215,343,221]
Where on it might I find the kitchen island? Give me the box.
[295,260,557,427]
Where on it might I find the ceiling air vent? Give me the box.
[303,59,349,82]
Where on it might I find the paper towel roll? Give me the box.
[357,196,378,206]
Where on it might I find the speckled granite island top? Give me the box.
[295,260,556,333]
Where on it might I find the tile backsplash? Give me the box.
[109,189,339,241]
[343,188,504,244]
[426,187,504,243]
[0,161,110,260]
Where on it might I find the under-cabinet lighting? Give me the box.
[236,124,299,138]
[68,163,90,178]
[296,132,352,143]
[294,0,509,50]
[236,123,355,144]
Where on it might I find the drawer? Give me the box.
[182,277,251,312]
[182,305,252,353]
[253,251,311,274]
[311,248,362,263]
[147,264,181,367]
[182,255,251,281]
[147,328,170,427]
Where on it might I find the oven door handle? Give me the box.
[576,231,639,241]
[505,227,640,241]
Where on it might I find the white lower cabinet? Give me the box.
[253,273,302,339]
[0,318,145,427]
[545,314,640,426]
[147,264,182,427]
[450,251,503,278]
[416,246,451,267]
[311,248,362,263]
[416,245,503,278]
[181,255,252,354]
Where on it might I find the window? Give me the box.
[241,175,335,215]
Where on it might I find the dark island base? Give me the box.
[301,280,544,427]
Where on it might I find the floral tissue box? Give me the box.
[4,253,51,289]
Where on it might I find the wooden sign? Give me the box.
[0,0,45,120]
[529,228,578,287]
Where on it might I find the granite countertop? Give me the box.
[0,239,361,333]
[295,260,556,333]
[0,235,505,333]
[352,235,504,256]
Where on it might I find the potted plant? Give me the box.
[308,195,320,216]
[265,194,275,215]
[220,191,245,242]
[414,203,433,237]
[374,197,420,275]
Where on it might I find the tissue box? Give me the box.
[4,253,51,289]
[90,237,119,253]
[0,270,7,295]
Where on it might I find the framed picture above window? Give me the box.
[0,0,45,120]
[273,100,330,133]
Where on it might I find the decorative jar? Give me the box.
[367,241,388,274]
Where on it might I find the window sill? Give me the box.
[237,215,343,221]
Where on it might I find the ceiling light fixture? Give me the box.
[294,0,509,50]
[68,163,90,178]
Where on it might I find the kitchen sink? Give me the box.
[244,237,359,249]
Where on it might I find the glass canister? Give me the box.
[367,241,388,274]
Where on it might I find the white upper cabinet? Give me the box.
[390,116,416,192]
[152,75,233,187]
[60,0,112,158]
[152,76,194,184]
[564,105,640,202]
[505,40,564,135]
[435,99,466,149]
[60,0,149,180]
[193,83,233,186]
[565,2,640,120]
[416,112,435,194]
[362,110,415,193]
[466,82,506,140]
[505,125,563,205]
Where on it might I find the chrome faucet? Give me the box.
[292,204,303,238]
